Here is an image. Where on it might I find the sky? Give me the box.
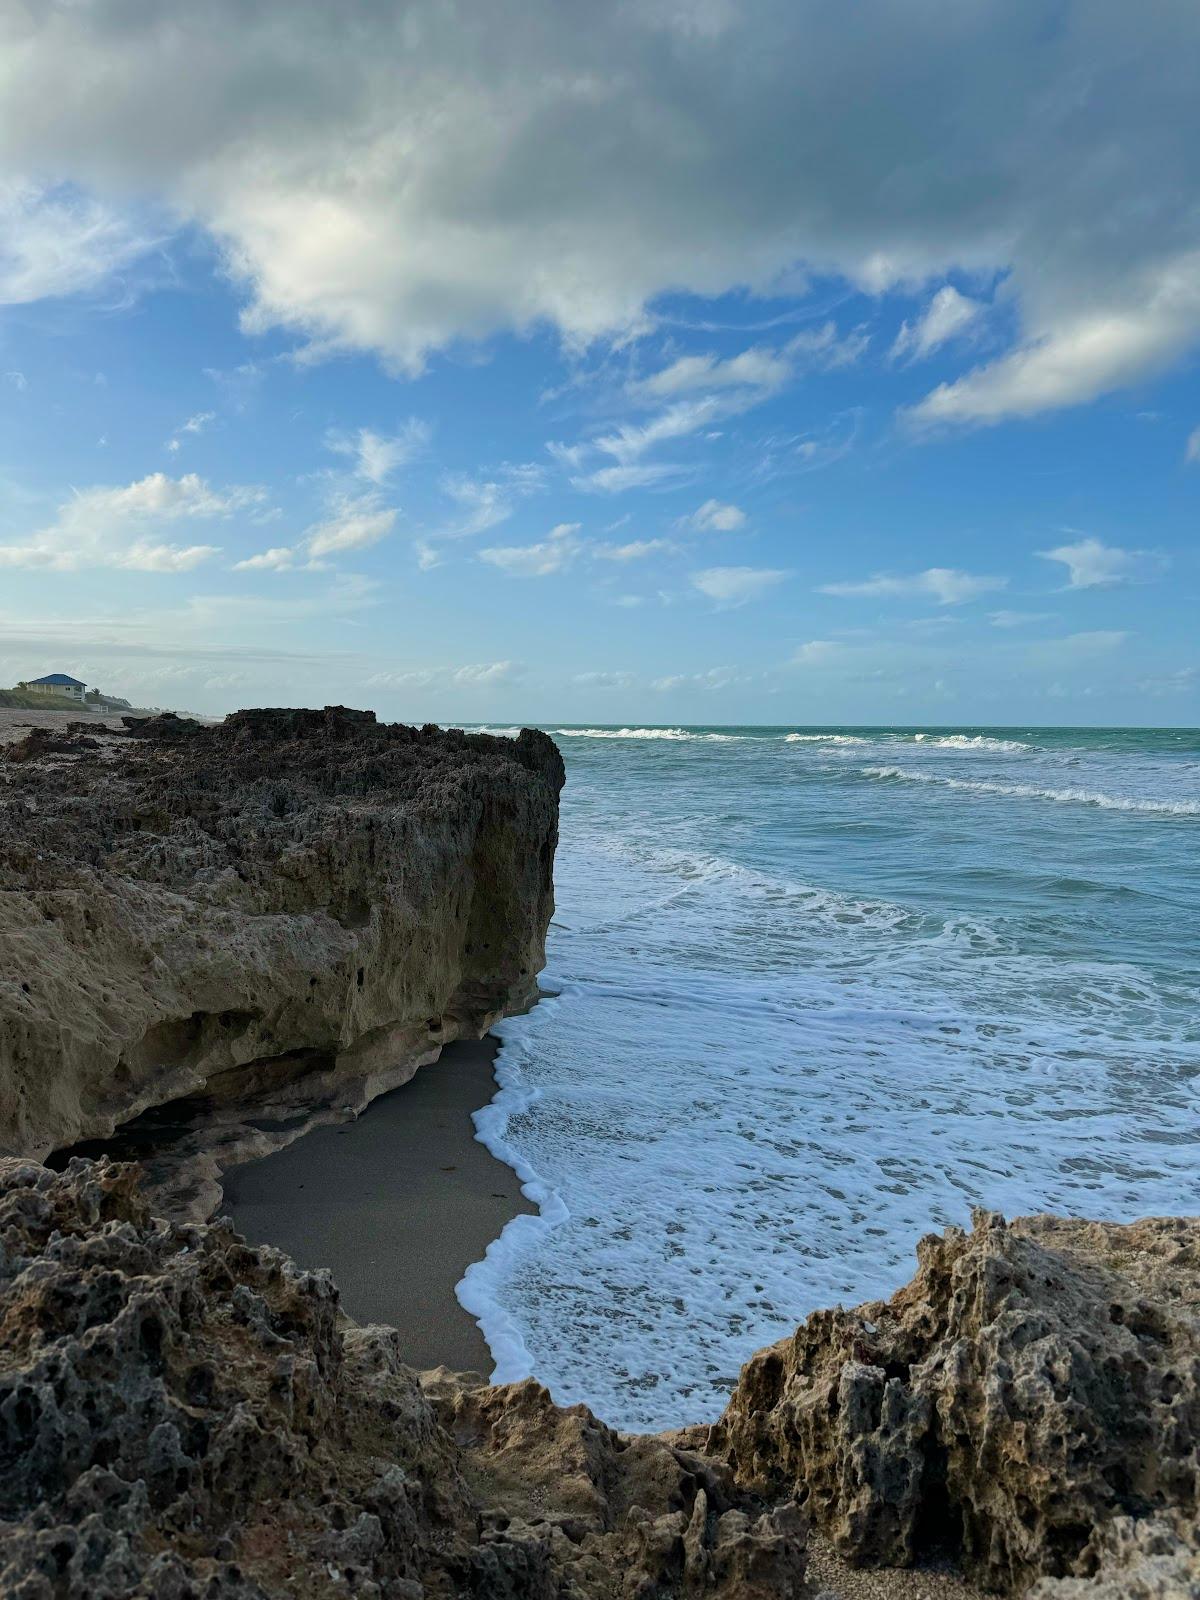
[0,0,1197,726]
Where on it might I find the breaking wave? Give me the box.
[862,766,1200,816]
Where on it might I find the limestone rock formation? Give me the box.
[712,1208,1200,1596]
[1,1159,1197,1597]
[0,1157,812,1599]
[0,709,563,1212]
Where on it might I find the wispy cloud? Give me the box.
[989,609,1057,628]
[1025,630,1129,665]
[0,180,160,306]
[235,492,396,571]
[366,659,522,689]
[629,346,793,401]
[437,463,545,536]
[821,567,1006,605]
[683,499,746,532]
[479,522,583,577]
[790,639,842,665]
[691,565,789,606]
[166,411,216,453]
[573,669,636,688]
[326,419,430,484]
[651,665,748,691]
[891,286,985,362]
[593,538,676,562]
[1037,536,1163,589]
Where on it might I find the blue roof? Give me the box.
[29,673,86,687]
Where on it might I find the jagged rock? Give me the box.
[0,1157,814,1599]
[711,1208,1200,1595]
[0,708,563,1212]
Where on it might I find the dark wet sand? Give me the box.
[222,1036,531,1373]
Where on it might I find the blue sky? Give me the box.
[1,1,1197,725]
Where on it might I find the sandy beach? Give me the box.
[0,705,134,744]
[222,1035,532,1373]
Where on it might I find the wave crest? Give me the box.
[862,766,1199,816]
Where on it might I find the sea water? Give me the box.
[456,726,1200,1432]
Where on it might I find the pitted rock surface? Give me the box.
[0,1158,812,1599]
[712,1208,1200,1595]
[0,707,563,1191]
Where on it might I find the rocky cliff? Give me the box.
[0,708,563,1213]
[1,1163,1195,1599]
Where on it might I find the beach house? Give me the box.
[18,673,88,703]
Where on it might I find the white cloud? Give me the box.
[906,253,1200,427]
[5,370,28,391]
[593,538,675,562]
[0,180,158,305]
[651,666,745,691]
[1027,630,1128,665]
[366,659,523,690]
[166,410,216,452]
[573,669,635,688]
[327,419,430,484]
[438,464,545,536]
[989,609,1057,628]
[1037,537,1160,589]
[306,494,396,558]
[233,546,295,572]
[891,286,985,362]
[479,522,582,577]
[571,462,687,494]
[452,660,523,685]
[4,4,1200,418]
[631,346,793,401]
[691,566,789,606]
[1185,425,1200,464]
[236,491,397,571]
[790,639,841,665]
[593,397,728,467]
[784,322,870,370]
[1137,666,1197,695]
[0,471,263,572]
[686,499,746,533]
[820,567,1006,605]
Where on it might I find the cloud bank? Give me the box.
[2,1,1198,421]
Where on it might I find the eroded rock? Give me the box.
[0,708,563,1212]
[711,1208,1200,1594]
[0,1157,812,1599]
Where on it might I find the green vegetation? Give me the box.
[0,688,54,709]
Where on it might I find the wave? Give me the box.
[554,727,741,742]
[913,733,1030,753]
[862,766,1200,816]
[784,732,869,745]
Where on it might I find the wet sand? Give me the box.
[221,1035,530,1373]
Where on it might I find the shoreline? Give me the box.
[221,1034,532,1373]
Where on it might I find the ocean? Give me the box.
[456,726,1200,1432]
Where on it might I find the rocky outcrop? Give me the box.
[0,1159,1196,1597]
[0,708,563,1213]
[0,1157,811,1599]
[712,1209,1200,1597]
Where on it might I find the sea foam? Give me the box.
[457,728,1200,1432]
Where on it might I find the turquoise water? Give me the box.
[457,726,1200,1431]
